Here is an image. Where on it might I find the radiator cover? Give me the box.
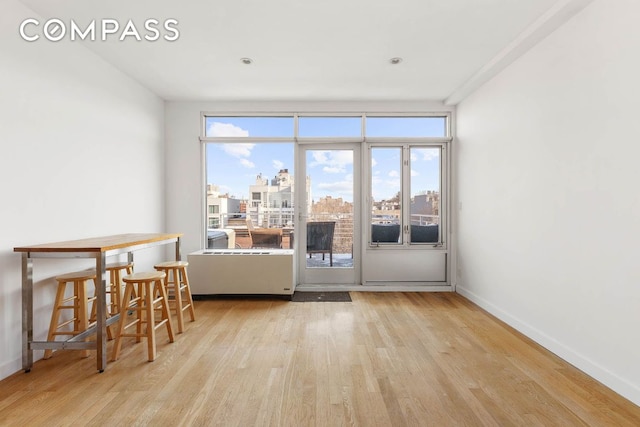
[188,249,295,295]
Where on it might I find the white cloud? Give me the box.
[311,151,328,165]
[386,178,401,188]
[273,159,284,170]
[411,169,419,177]
[371,158,378,167]
[207,122,249,137]
[309,150,353,173]
[413,148,439,161]
[221,143,255,158]
[239,158,255,168]
[209,123,255,161]
[388,170,399,177]
[332,150,353,165]
[323,166,342,173]
[318,180,353,197]
[371,176,400,200]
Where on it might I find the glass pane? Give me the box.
[204,116,294,138]
[306,150,354,268]
[410,147,440,244]
[370,147,402,244]
[205,142,294,249]
[298,117,362,138]
[366,117,447,137]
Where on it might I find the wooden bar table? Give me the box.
[14,233,183,373]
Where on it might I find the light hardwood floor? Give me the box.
[1,292,638,426]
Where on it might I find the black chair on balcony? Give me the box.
[371,224,401,244]
[410,224,439,243]
[306,221,336,266]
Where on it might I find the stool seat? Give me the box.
[112,270,174,362]
[125,271,166,281]
[106,262,134,312]
[154,260,189,269]
[107,261,134,270]
[55,270,97,281]
[88,261,134,327]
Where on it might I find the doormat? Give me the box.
[291,291,352,302]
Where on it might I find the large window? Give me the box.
[205,140,294,249]
[201,114,449,251]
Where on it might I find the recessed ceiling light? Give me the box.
[241,57,253,65]
[389,57,403,65]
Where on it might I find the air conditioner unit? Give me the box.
[188,249,294,296]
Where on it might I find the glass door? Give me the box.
[298,144,360,285]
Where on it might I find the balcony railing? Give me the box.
[208,210,439,250]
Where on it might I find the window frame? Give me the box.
[367,141,448,249]
[199,112,451,142]
[199,112,452,251]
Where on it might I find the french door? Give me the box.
[297,144,360,286]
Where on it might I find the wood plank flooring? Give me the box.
[1,292,638,426]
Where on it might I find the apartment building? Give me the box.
[248,169,299,228]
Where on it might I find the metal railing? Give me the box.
[371,213,439,225]
[208,211,439,251]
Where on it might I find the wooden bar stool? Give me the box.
[44,270,97,359]
[105,261,134,316]
[154,260,196,333]
[89,261,134,327]
[111,271,174,362]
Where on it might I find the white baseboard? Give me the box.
[0,358,21,381]
[295,284,453,292]
[456,285,640,406]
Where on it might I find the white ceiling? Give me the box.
[17,0,592,104]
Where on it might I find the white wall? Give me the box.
[456,0,640,405]
[0,1,165,379]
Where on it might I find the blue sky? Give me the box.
[205,117,441,203]
[206,142,294,200]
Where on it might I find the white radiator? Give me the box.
[187,249,295,295]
